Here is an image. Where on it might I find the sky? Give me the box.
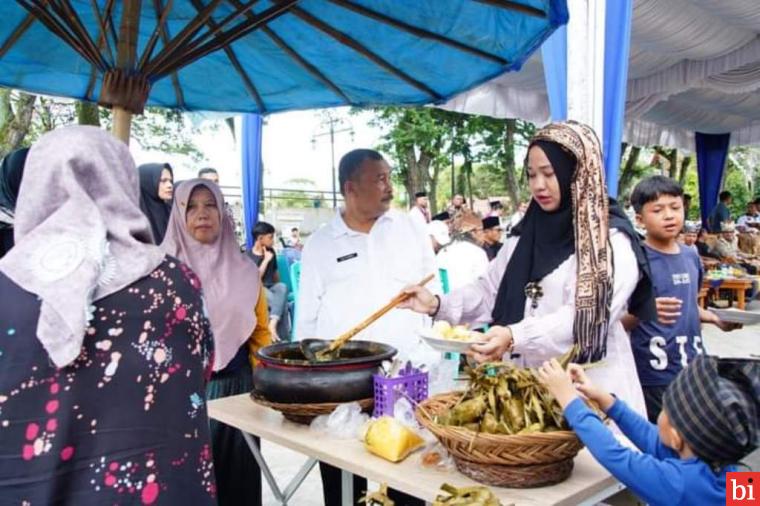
[131,107,386,194]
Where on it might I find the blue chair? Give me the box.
[290,261,301,329]
[290,261,301,299]
[275,254,296,340]
[276,254,294,296]
[439,267,450,294]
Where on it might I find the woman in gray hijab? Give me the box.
[0,126,217,505]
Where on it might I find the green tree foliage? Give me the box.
[0,89,36,156]
[364,106,451,213]
[0,88,204,161]
[363,106,534,213]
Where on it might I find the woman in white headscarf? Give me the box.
[0,126,216,505]
[162,178,271,506]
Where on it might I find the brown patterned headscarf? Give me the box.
[492,121,612,362]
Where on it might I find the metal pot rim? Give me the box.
[255,340,397,368]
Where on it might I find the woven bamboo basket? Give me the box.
[251,393,374,425]
[416,392,583,487]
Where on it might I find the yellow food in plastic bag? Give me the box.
[364,417,424,463]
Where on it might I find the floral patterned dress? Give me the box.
[0,257,216,505]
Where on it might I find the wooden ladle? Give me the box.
[301,273,435,363]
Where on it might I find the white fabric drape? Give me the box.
[439,0,760,151]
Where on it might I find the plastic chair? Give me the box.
[289,261,301,329]
[439,267,450,294]
[276,254,294,296]
[275,253,296,340]
[290,261,301,299]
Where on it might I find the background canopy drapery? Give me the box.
[442,0,760,151]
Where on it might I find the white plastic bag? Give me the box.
[391,397,418,428]
[309,401,369,439]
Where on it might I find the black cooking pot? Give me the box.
[253,340,397,404]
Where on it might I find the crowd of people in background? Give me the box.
[0,121,758,506]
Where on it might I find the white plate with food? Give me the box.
[418,321,487,353]
[709,308,760,325]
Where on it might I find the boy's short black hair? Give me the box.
[338,149,385,196]
[252,221,275,241]
[630,175,684,213]
[719,190,732,201]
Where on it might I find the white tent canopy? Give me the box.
[442,0,760,151]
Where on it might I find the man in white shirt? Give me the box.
[507,200,528,231]
[427,211,451,253]
[737,201,760,233]
[436,212,489,294]
[485,200,504,218]
[296,151,436,354]
[296,149,433,506]
[409,190,431,226]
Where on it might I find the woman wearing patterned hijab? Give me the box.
[0,126,216,505]
[402,121,654,414]
[162,178,271,506]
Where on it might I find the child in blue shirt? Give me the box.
[627,176,738,422]
[538,355,759,506]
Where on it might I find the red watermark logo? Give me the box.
[728,472,760,505]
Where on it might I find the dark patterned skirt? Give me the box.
[207,362,261,506]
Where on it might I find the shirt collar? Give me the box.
[329,208,398,238]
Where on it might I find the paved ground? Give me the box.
[259,303,760,505]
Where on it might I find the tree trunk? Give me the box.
[0,90,36,155]
[37,97,55,133]
[679,156,692,186]
[464,157,474,206]
[617,145,641,198]
[430,161,441,214]
[503,118,519,211]
[402,146,434,207]
[667,149,678,179]
[76,101,101,126]
[402,147,416,200]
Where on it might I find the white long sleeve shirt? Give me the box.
[295,209,438,358]
[437,229,647,415]
[409,205,430,227]
[436,240,490,292]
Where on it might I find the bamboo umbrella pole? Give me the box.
[112,106,133,143]
[112,0,142,144]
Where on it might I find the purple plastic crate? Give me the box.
[373,364,428,418]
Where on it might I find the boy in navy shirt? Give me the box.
[627,176,738,422]
[538,355,758,506]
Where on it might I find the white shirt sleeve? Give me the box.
[294,237,323,340]
[436,238,514,324]
[510,230,640,362]
[408,212,440,295]
[471,248,490,280]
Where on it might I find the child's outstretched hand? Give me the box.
[537,359,577,408]
[566,365,616,412]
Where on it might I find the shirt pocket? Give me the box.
[324,249,363,288]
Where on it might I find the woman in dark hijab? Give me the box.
[0,148,29,258]
[402,121,655,415]
[138,162,174,243]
